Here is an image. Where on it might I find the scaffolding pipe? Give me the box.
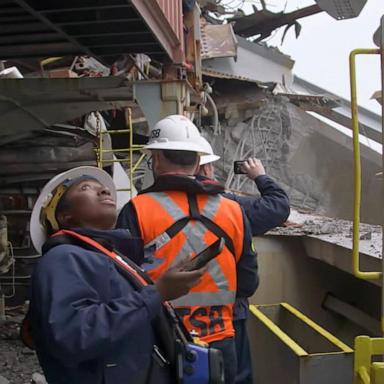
[96,108,144,198]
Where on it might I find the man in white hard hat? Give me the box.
[195,137,290,384]
[27,166,205,384]
[117,115,258,384]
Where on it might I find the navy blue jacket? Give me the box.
[30,229,171,384]
[225,175,289,320]
[224,175,290,236]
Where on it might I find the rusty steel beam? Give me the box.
[131,0,184,63]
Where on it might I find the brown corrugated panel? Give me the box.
[157,0,183,45]
[201,20,238,60]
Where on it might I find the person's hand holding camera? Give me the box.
[242,158,266,180]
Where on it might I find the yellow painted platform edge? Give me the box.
[249,304,308,357]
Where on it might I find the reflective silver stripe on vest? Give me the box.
[144,192,222,252]
[200,194,221,220]
[171,290,236,307]
[169,219,230,293]
[142,192,234,305]
[143,192,187,251]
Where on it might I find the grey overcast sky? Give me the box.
[239,0,384,114]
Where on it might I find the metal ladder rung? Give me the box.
[95,108,145,198]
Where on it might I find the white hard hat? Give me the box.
[193,136,220,165]
[30,166,116,253]
[144,115,209,153]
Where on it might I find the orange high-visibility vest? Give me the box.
[131,191,244,343]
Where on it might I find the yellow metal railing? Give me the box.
[96,108,145,198]
[350,16,384,384]
[354,336,384,384]
[349,48,381,281]
[250,303,353,356]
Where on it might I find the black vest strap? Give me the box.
[197,216,235,256]
[187,193,200,219]
[165,217,190,239]
[160,194,235,256]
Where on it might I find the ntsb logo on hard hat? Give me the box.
[144,115,210,154]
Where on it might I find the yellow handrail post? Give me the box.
[354,336,372,384]
[349,48,381,281]
[354,337,384,384]
[372,363,384,384]
[379,13,384,340]
[350,33,384,383]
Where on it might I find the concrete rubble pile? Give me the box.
[0,305,44,384]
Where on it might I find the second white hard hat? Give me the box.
[193,136,220,165]
[144,115,209,154]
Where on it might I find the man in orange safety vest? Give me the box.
[117,115,258,384]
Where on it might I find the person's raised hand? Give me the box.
[242,158,265,180]
[155,259,206,301]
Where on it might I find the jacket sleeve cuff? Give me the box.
[254,174,270,187]
[140,285,162,319]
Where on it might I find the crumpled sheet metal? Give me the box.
[201,20,238,60]
[202,67,263,85]
[202,36,294,86]
[272,83,339,108]
[371,90,382,105]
